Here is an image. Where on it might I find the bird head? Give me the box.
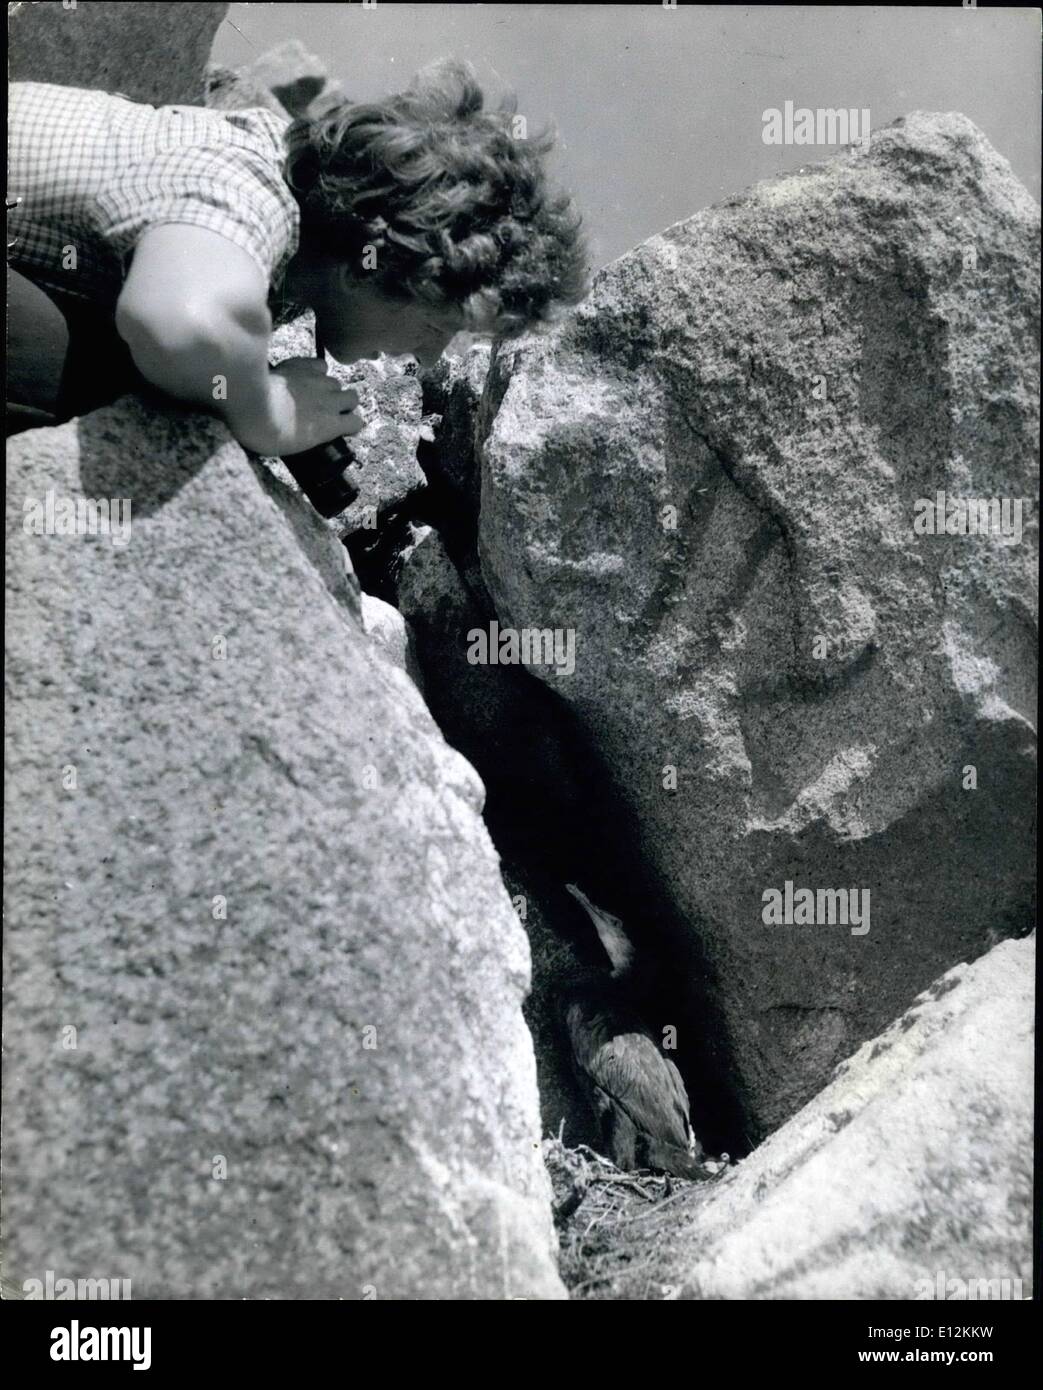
[565,883,637,979]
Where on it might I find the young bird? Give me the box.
[561,883,709,1180]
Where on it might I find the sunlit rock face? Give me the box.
[4,399,565,1300]
[478,112,1039,1136]
[610,935,1035,1300]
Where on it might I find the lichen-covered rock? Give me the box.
[9,0,228,106]
[236,39,328,117]
[634,935,1034,1300]
[478,112,1039,1137]
[3,397,565,1300]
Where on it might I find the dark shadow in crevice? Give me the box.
[347,423,757,1159]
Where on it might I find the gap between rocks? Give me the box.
[341,349,755,1164]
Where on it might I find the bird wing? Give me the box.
[583,1031,694,1153]
[658,1052,697,1147]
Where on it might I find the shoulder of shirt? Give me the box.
[13,80,135,99]
[216,106,293,137]
[12,80,290,126]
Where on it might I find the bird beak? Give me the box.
[565,883,636,978]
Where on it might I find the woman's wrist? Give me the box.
[218,370,285,454]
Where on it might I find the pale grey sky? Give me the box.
[213,4,1041,268]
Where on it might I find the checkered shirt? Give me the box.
[8,82,301,318]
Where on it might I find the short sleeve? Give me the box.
[95,133,299,286]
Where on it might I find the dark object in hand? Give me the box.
[278,333,360,518]
[280,435,359,518]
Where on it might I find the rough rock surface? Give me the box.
[391,522,618,1149]
[393,523,584,811]
[420,342,494,520]
[609,935,1034,1300]
[359,592,418,682]
[9,1,228,107]
[204,63,290,116]
[3,397,565,1300]
[236,38,328,117]
[208,41,348,120]
[478,113,1040,1136]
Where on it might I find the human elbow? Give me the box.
[115,294,228,363]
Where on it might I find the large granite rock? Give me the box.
[3,397,565,1300]
[613,935,1034,1300]
[9,1,227,106]
[478,112,1039,1137]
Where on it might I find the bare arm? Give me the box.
[114,225,360,455]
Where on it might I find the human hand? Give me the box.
[233,358,362,456]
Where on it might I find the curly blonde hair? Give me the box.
[283,58,591,338]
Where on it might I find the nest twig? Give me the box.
[542,1134,729,1300]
